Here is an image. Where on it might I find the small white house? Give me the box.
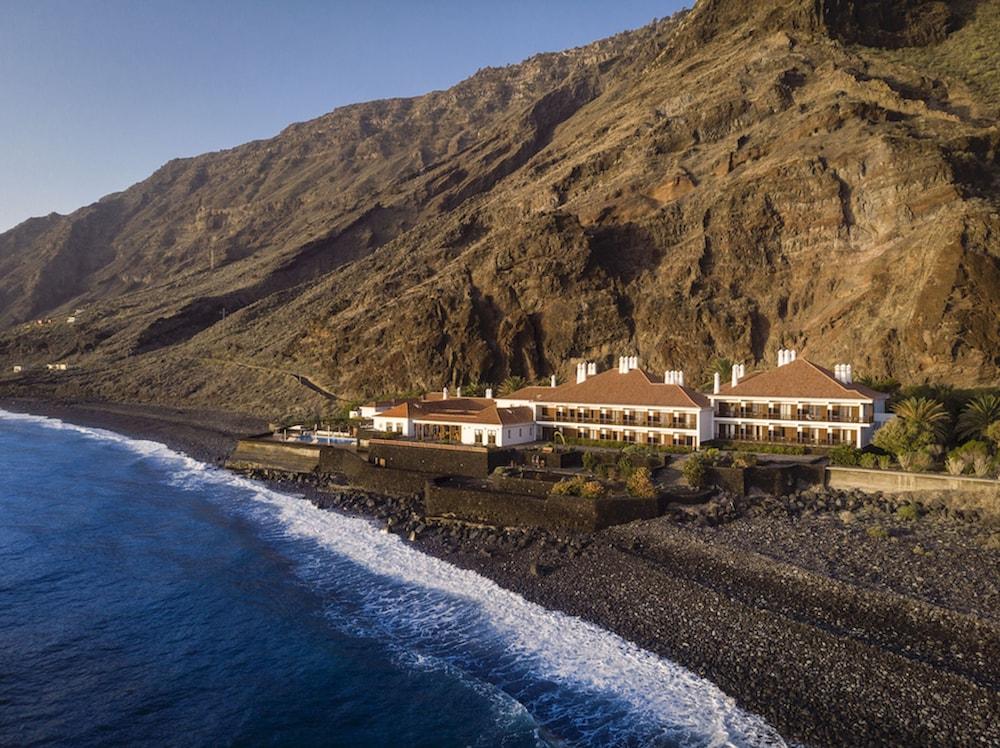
[12,365,22,373]
[373,396,536,447]
[46,363,68,371]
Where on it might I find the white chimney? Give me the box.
[846,364,852,383]
[577,362,586,384]
[588,362,596,375]
[485,387,493,399]
[456,386,462,398]
[678,371,684,386]
[631,355,638,371]
[550,374,557,388]
[732,367,739,388]
[442,386,449,400]
[778,349,785,367]
[713,372,721,394]
[618,356,625,374]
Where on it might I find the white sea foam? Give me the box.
[0,409,786,747]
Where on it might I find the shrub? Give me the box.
[972,454,994,478]
[898,450,933,473]
[582,452,599,473]
[829,444,861,466]
[984,421,1000,450]
[945,454,968,476]
[682,454,708,489]
[616,455,635,479]
[867,524,889,539]
[877,454,893,470]
[580,480,607,499]
[957,395,1000,441]
[896,503,920,521]
[873,416,937,458]
[551,475,607,499]
[859,453,878,469]
[732,452,757,468]
[626,467,656,498]
[597,464,613,481]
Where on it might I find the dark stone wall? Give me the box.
[425,478,659,532]
[707,466,748,495]
[707,462,825,495]
[367,440,516,478]
[318,446,427,496]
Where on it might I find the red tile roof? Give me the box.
[715,358,889,400]
[374,397,534,426]
[504,368,711,409]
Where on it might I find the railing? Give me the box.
[715,408,867,424]
[719,433,856,446]
[537,413,695,429]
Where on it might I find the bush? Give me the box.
[829,444,862,466]
[896,503,920,521]
[626,467,656,498]
[551,475,607,499]
[877,454,893,470]
[972,454,994,478]
[616,455,635,479]
[682,454,708,489]
[867,524,889,539]
[945,454,968,475]
[984,421,1000,450]
[859,453,878,469]
[582,452,599,473]
[898,450,934,473]
[732,452,757,468]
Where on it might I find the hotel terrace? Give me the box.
[365,351,891,450]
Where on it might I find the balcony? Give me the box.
[714,407,867,424]
[537,411,694,430]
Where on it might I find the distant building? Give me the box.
[46,363,68,371]
[708,350,891,448]
[12,365,22,373]
[66,316,76,324]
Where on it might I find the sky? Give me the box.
[0,0,688,233]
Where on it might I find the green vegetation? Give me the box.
[957,395,1000,441]
[550,475,607,499]
[581,451,599,473]
[859,453,878,469]
[985,421,1000,450]
[710,441,807,455]
[731,452,757,469]
[867,524,890,540]
[829,444,862,466]
[877,454,893,470]
[682,453,709,489]
[498,376,527,396]
[896,503,921,522]
[558,436,691,453]
[625,466,657,498]
[863,0,1000,113]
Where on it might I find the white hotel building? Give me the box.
[367,351,891,450]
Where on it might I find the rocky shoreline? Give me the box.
[3,400,997,746]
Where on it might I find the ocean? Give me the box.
[0,410,783,747]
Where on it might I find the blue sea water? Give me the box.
[0,410,784,747]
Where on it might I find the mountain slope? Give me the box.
[2,0,998,416]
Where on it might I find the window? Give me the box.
[488,431,497,446]
[474,429,483,444]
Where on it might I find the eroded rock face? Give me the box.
[0,0,998,414]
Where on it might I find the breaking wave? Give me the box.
[0,409,785,747]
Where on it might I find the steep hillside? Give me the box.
[1,0,998,417]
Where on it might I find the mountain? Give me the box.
[2,0,998,418]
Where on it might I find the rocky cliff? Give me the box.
[1,0,998,416]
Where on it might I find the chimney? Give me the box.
[678,371,684,386]
[664,371,671,384]
[618,356,624,374]
[713,372,721,394]
[550,374,557,388]
[442,386,449,400]
[577,362,586,384]
[485,387,493,399]
[845,364,852,383]
[732,367,739,388]
[790,349,796,362]
[631,355,638,371]
[456,386,462,398]
[588,362,596,376]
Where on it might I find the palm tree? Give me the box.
[499,375,528,396]
[893,396,950,441]
[956,394,1000,441]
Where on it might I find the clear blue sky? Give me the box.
[0,1,688,232]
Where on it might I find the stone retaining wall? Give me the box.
[318,446,427,496]
[227,440,321,473]
[425,478,659,532]
[827,467,1000,499]
[368,440,516,478]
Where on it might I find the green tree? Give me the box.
[873,417,936,457]
[956,394,1000,441]
[682,454,709,489]
[499,376,528,396]
[626,467,657,498]
[892,397,950,441]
